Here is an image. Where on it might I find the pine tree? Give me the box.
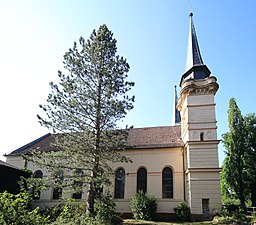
[221,98,248,209]
[29,24,135,214]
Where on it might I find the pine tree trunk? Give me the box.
[86,181,95,214]
[86,157,100,214]
[86,71,102,214]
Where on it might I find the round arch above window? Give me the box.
[34,170,43,178]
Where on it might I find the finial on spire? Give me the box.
[189,7,193,17]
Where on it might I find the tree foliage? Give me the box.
[173,202,191,222]
[130,191,157,221]
[221,98,256,207]
[244,113,256,206]
[221,98,247,208]
[28,24,135,214]
[0,191,49,225]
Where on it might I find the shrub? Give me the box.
[0,191,49,225]
[174,202,191,222]
[95,194,122,225]
[219,204,248,218]
[130,191,157,221]
[51,196,122,225]
[214,204,251,224]
[51,199,90,225]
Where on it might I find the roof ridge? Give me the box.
[131,125,180,130]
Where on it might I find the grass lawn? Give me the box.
[122,219,221,225]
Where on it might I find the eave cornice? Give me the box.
[177,76,219,111]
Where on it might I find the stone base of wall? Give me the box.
[190,214,215,222]
[121,213,209,222]
[121,213,175,221]
[190,214,203,221]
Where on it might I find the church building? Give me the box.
[5,13,221,221]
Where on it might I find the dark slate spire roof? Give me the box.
[171,85,181,126]
[180,12,211,86]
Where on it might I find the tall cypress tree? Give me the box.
[244,114,256,206]
[30,24,135,214]
[221,98,248,209]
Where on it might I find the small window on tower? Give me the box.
[200,132,204,141]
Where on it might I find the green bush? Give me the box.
[173,202,191,222]
[39,204,63,222]
[220,204,241,217]
[216,204,249,223]
[51,196,121,225]
[51,199,89,225]
[0,191,49,225]
[130,191,157,221]
[95,194,122,225]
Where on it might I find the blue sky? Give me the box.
[0,1,256,164]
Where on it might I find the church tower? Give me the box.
[177,12,221,220]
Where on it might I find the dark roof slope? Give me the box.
[7,133,57,156]
[7,126,182,156]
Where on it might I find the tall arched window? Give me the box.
[33,170,43,200]
[162,167,173,198]
[114,168,125,199]
[72,169,83,200]
[53,170,64,200]
[137,167,147,193]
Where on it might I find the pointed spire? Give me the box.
[185,12,204,72]
[180,12,211,86]
[172,85,181,126]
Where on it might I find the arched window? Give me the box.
[162,167,173,198]
[72,169,83,199]
[114,168,125,199]
[200,132,204,141]
[53,170,64,200]
[34,170,43,178]
[137,167,147,193]
[33,170,43,200]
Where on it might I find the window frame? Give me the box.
[72,169,83,200]
[114,167,125,199]
[200,132,204,141]
[32,170,43,200]
[162,166,173,199]
[137,167,147,193]
[52,170,64,200]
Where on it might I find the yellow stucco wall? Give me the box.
[112,147,184,213]
[6,147,186,214]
